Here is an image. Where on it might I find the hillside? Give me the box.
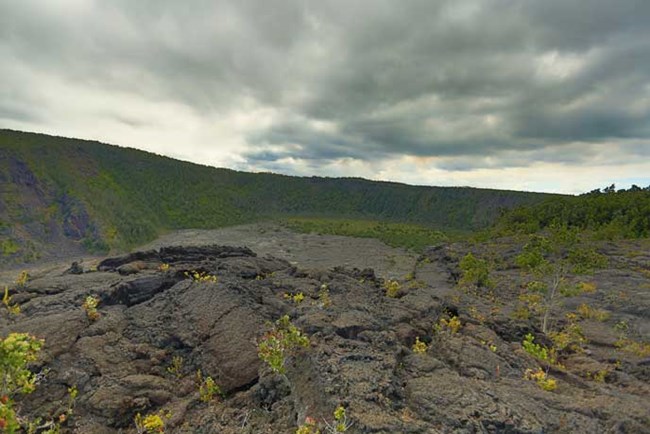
[0,129,556,266]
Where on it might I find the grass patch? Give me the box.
[282,217,450,252]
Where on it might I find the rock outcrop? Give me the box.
[1,242,649,433]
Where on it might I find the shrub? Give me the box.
[184,270,218,283]
[437,316,462,334]
[15,272,29,288]
[522,333,556,365]
[1,333,44,396]
[412,337,428,354]
[166,356,184,379]
[318,284,332,308]
[524,368,557,391]
[575,304,609,321]
[159,263,170,272]
[0,333,44,432]
[2,287,20,316]
[568,247,607,274]
[196,370,222,403]
[284,292,305,304]
[615,339,650,357]
[134,411,171,434]
[459,253,493,288]
[384,280,401,298]
[296,417,320,434]
[257,315,310,374]
[585,369,608,382]
[548,324,586,353]
[82,295,100,321]
[324,406,353,433]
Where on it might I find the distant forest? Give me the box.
[496,185,650,239]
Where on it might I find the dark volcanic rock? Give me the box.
[2,241,649,433]
[103,275,179,306]
[63,261,84,275]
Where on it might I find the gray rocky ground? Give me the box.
[0,224,649,433]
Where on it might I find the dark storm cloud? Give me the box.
[1,0,649,172]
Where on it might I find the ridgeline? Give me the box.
[1,129,555,264]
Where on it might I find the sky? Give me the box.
[1,0,649,194]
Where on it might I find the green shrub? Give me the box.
[459,253,493,288]
[257,315,310,374]
[522,333,555,364]
[412,337,428,354]
[196,370,222,403]
[0,333,44,433]
[284,292,305,304]
[318,284,332,308]
[524,368,557,391]
[514,226,605,334]
[134,410,171,434]
[82,295,100,321]
[325,406,353,433]
[436,316,462,334]
[184,270,218,283]
[2,287,20,316]
[384,280,401,298]
[166,356,184,379]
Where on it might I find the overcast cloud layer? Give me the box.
[1,0,649,193]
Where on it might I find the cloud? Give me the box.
[1,0,649,193]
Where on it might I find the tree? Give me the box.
[515,225,605,334]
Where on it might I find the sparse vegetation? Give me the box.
[2,287,20,316]
[615,339,650,357]
[284,292,305,304]
[459,253,493,288]
[296,407,353,434]
[412,337,428,354]
[0,333,44,432]
[196,370,222,403]
[585,369,609,383]
[548,323,586,354]
[284,218,450,252]
[522,333,556,365]
[324,406,353,433]
[437,316,462,334]
[82,295,100,321]
[134,410,171,434]
[576,303,610,321]
[384,280,401,298]
[514,226,606,334]
[15,271,29,288]
[524,368,557,391]
[318,284,332,308]
[257,315,310,375]
[296,417,320,434]
[166,356,184,379]
[184,270,218,283]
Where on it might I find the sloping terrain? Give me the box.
[0,129,556,266]
[1,229,648,433]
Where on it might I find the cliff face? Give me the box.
[2,235,649,433]
[0,153,94,263]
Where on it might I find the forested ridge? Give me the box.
[1,129,555,264]
[496,184,650,239]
